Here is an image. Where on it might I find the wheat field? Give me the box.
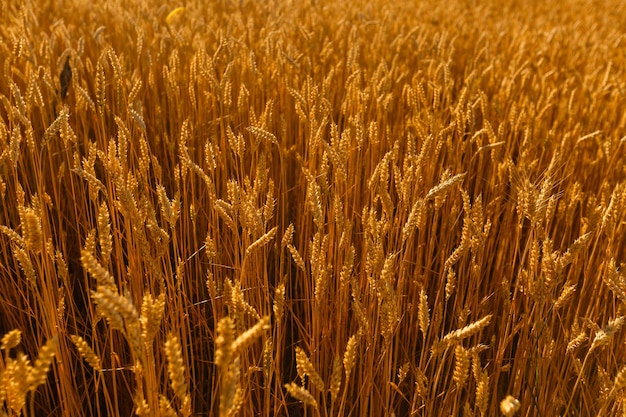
[0,0,625,416]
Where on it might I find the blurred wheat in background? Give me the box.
[0,0,625,415]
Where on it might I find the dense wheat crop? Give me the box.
[1,0,626,415]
